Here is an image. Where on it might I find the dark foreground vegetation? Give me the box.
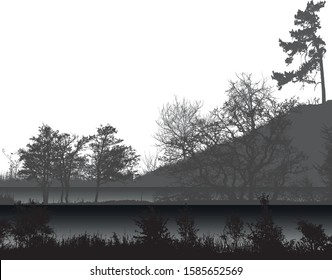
[1,196,332,259]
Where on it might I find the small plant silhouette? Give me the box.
[222,214,246,252]
[0,219,10,248]
[176,207,199,247]
[247,194,285,255]
[134,207,172,247]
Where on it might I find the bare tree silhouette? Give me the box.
[206,74,306,201]
[155,96,203,164]
[155,74,306,202]
[140,152,161,175]
[2,149,20,180]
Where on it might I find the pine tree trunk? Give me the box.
[319,54,326,103]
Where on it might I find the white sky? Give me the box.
[0,0,331,173]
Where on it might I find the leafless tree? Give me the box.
[205,73,306,201]
[154,74,306,202]
[140,151,160,175]
[154,96,204,164]
[2,149,20,180]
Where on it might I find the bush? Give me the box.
[296,220,330,252]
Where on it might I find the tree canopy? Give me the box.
[87,124,139,203]
[17,123,139,204]
[18,124,59,203]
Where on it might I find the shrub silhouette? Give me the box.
[198,234,216,251]
[296,220,330,252]
[247,194,285,254]
[134,207,172,247]
[0,219,10,248]
[10,206,55,248]
[247,216,285,254]
[111,232,121,246]
[222,214,246,252]
[176,207,199,247]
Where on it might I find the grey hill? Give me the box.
[132,100,332,203]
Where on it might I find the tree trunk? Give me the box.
[319,54,326,103]
[65,181,70,204]
[60,188,64,203]
[60,180,65,203]
[94,180,100,203]
[42,184,49,204]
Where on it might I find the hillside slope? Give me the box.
[134,101,332,192]
[287,100,332,187]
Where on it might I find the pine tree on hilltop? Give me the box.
[272,1,327,103]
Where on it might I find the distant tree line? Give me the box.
[1,199,332,259]
[13,124,139,203]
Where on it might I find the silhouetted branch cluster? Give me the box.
[1,149,20,180]
[155,74,308,202]
[140,152,161,175]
